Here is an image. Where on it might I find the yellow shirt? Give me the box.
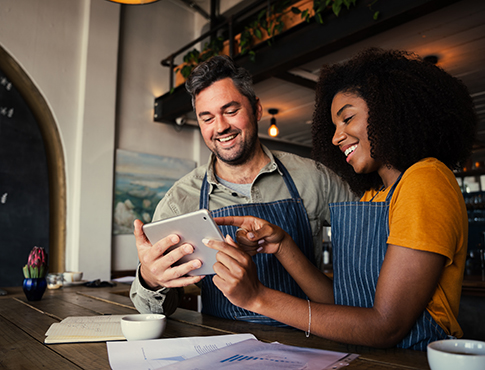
[361,158,467,337]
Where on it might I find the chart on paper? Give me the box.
[107,334,257,370]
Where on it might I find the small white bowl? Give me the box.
[121,314,166,341]
[63,271,83,283]
[427,339,485,370]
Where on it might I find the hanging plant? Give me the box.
[175,0,380,84]
[291,0,371,24]
[239,0,296,60]
[175,36,225,79]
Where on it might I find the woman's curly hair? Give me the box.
[311,48,478,195]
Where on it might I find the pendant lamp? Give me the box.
[268,108,279,137]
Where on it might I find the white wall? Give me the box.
[0,0,210,279]
[113,1,212,271]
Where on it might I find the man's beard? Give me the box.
[214,128,259,166]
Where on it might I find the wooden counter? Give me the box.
[0,284,430,370]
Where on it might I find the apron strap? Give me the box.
[370,172,404,202]
[199,173,209,210]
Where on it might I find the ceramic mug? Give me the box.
[63,271,83,283]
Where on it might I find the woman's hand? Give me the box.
[203,235,265,311]
[214,215,290,256]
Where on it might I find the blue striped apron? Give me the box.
[199,158,315,326]
[329,175,448,350]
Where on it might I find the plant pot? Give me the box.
[22,277,47,301]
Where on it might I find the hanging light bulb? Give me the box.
[268,117,279,137]
[268,108,279,137]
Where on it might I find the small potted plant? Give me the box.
[22,246,48,301]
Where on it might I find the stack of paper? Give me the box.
[107,334,256,370]
[45,315,126,344]
[106,334,358,370]
[160,339,356,370]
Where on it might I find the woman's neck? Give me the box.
[378,165,402,189]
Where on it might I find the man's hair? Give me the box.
[312,47,478,194]
[185,55,258,113]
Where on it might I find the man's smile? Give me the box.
[217,133,237,143]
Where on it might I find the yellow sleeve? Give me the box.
[387,158,466,266]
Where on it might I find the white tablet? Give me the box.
[142,209,224,276]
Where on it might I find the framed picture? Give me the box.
[113,149,196,235]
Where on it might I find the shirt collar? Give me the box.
[205,144,282,191]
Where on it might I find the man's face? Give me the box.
[195,78,262,165]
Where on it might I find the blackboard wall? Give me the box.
[0,68,50,287]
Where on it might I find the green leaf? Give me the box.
[181,64,194,78]
[183,49,200,64]
[291,7,301,14]
[316,3,326,13]
[30,266,39,279]
[276,21,284,34]
[373,11,380,20]
[316,13,324,24]
[23,265,30,278]
[332,1,342,17]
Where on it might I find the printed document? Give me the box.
[107,333,256,370]
[158,338,356,370]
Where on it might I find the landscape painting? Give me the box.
[113,149,196,235]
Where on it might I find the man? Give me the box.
[130,55,355,326]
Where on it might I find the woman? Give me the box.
[203,48,477,350]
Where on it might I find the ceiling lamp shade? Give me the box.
[106,0,161,4]
[268,108,279,137]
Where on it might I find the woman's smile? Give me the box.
[331,92,378,174]
[343,143,358,163]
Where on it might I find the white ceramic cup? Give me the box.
[427,339,485,370]
[121,314,166,341]
[63,271,83,283]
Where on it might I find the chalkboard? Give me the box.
[0,68,50,287]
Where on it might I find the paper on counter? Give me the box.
[45,315,126,344]
[112,276,136,284]
[157,339,356,370]
[107,333,257,370]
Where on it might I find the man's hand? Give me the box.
[134,219,204,290]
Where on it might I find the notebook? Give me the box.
[45,315,126,344]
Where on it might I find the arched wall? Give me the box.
[0,45,66,273]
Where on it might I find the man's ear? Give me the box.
[255,98,263,121]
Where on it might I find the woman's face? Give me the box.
[331,91,382,175]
